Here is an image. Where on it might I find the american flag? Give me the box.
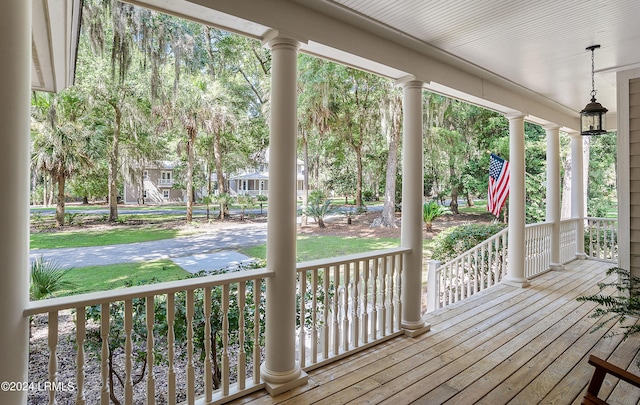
[487,153,510,217]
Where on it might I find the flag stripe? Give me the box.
[488,153,510,217]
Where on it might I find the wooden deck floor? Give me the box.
[232,260,640,405]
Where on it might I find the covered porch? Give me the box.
[3,1,640,404]
[235,259,640,405]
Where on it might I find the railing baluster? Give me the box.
[371,258,378,340]
[322,267,330,360]
[353,260,360,348]
[362,259,369,345]
[396,254,403,331]
[75,306,86,405]
[167,292,176,405]
[380,258,387,336]
[48,311,58,405]
[299,270,307,368]
[186,290,195,405]
[204,286,212,402]
[311,268,318,362]
[100,303,110,405]
[388,255,395,333]
[332,264,340,354]
[124,299,133,405]
[146,295,155,405]
[253,279,261,385]
[238,281,247,390]
[343,262,350,350]
[222,284,230,396]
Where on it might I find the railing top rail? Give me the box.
[525,221,554,229]
[24,267,275,317]
[585,217,618,222]
[296,247,411,272]
[439,227,508,270]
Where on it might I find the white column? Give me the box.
[545,124,563,269]
[570,132,587,258]
[0,1,30,403]
[503,113,530,287]
[260,33,307,395]
[399,79,430,337]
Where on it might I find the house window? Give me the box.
[143,170,149,180]
[160,171,172,185]
[163,190,170,199]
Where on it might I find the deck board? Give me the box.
[230,260,640,405]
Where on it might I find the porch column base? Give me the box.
[550,262,564,271]
[576,252,587,260]
[261,364,308,396]
[402,320,431,338]
[502,275,530,288]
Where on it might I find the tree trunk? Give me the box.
[139,171,145,205]
[186,129,195,223]
[301,128,309,226]
[108,104,121,222]
[55,174,65,227]
[42,170,48,206]
[213,129,229,219]
[466,192,475,207]
[373,92,400,228]
[449,163,459,214]
[355,147,363,208]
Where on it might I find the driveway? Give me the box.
[30,223,268,269]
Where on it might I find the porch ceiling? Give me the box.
[36,0,640,130]
[31,0,83,93]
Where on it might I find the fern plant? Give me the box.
[577,267,640,341]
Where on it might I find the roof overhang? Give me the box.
[31,0,83,93]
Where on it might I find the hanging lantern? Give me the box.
[580,45,608,136]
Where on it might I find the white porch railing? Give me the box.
[560,218,579,264]
[25,268,273,405]
[427,217,618,312]
[524,221,553,278]
[295,248,409,371]
[585,217,618,263]
[25,247,409,404]
[427,228,508,312]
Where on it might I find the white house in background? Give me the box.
[123,161,184,204]
[229,148,305,197]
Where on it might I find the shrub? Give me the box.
[30,256,75,300]
[423,200,449,232]
[256,194,268,202]
[305,199,332,228]
[577,267,640,364]
[431,223,507,262]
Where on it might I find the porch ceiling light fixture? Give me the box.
[580,45,608,136]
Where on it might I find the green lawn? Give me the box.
[56,259,190,296]
[31,227,181,249]
[241,235,401,262]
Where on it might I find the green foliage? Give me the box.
[422,200,448,231]
[431,223,507,262]
[30,256,75,300]
[256,194,268,202]
[305,198,333,228]
[64,212,83,226]
[577,267,640,355]
[236,194,256,220]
